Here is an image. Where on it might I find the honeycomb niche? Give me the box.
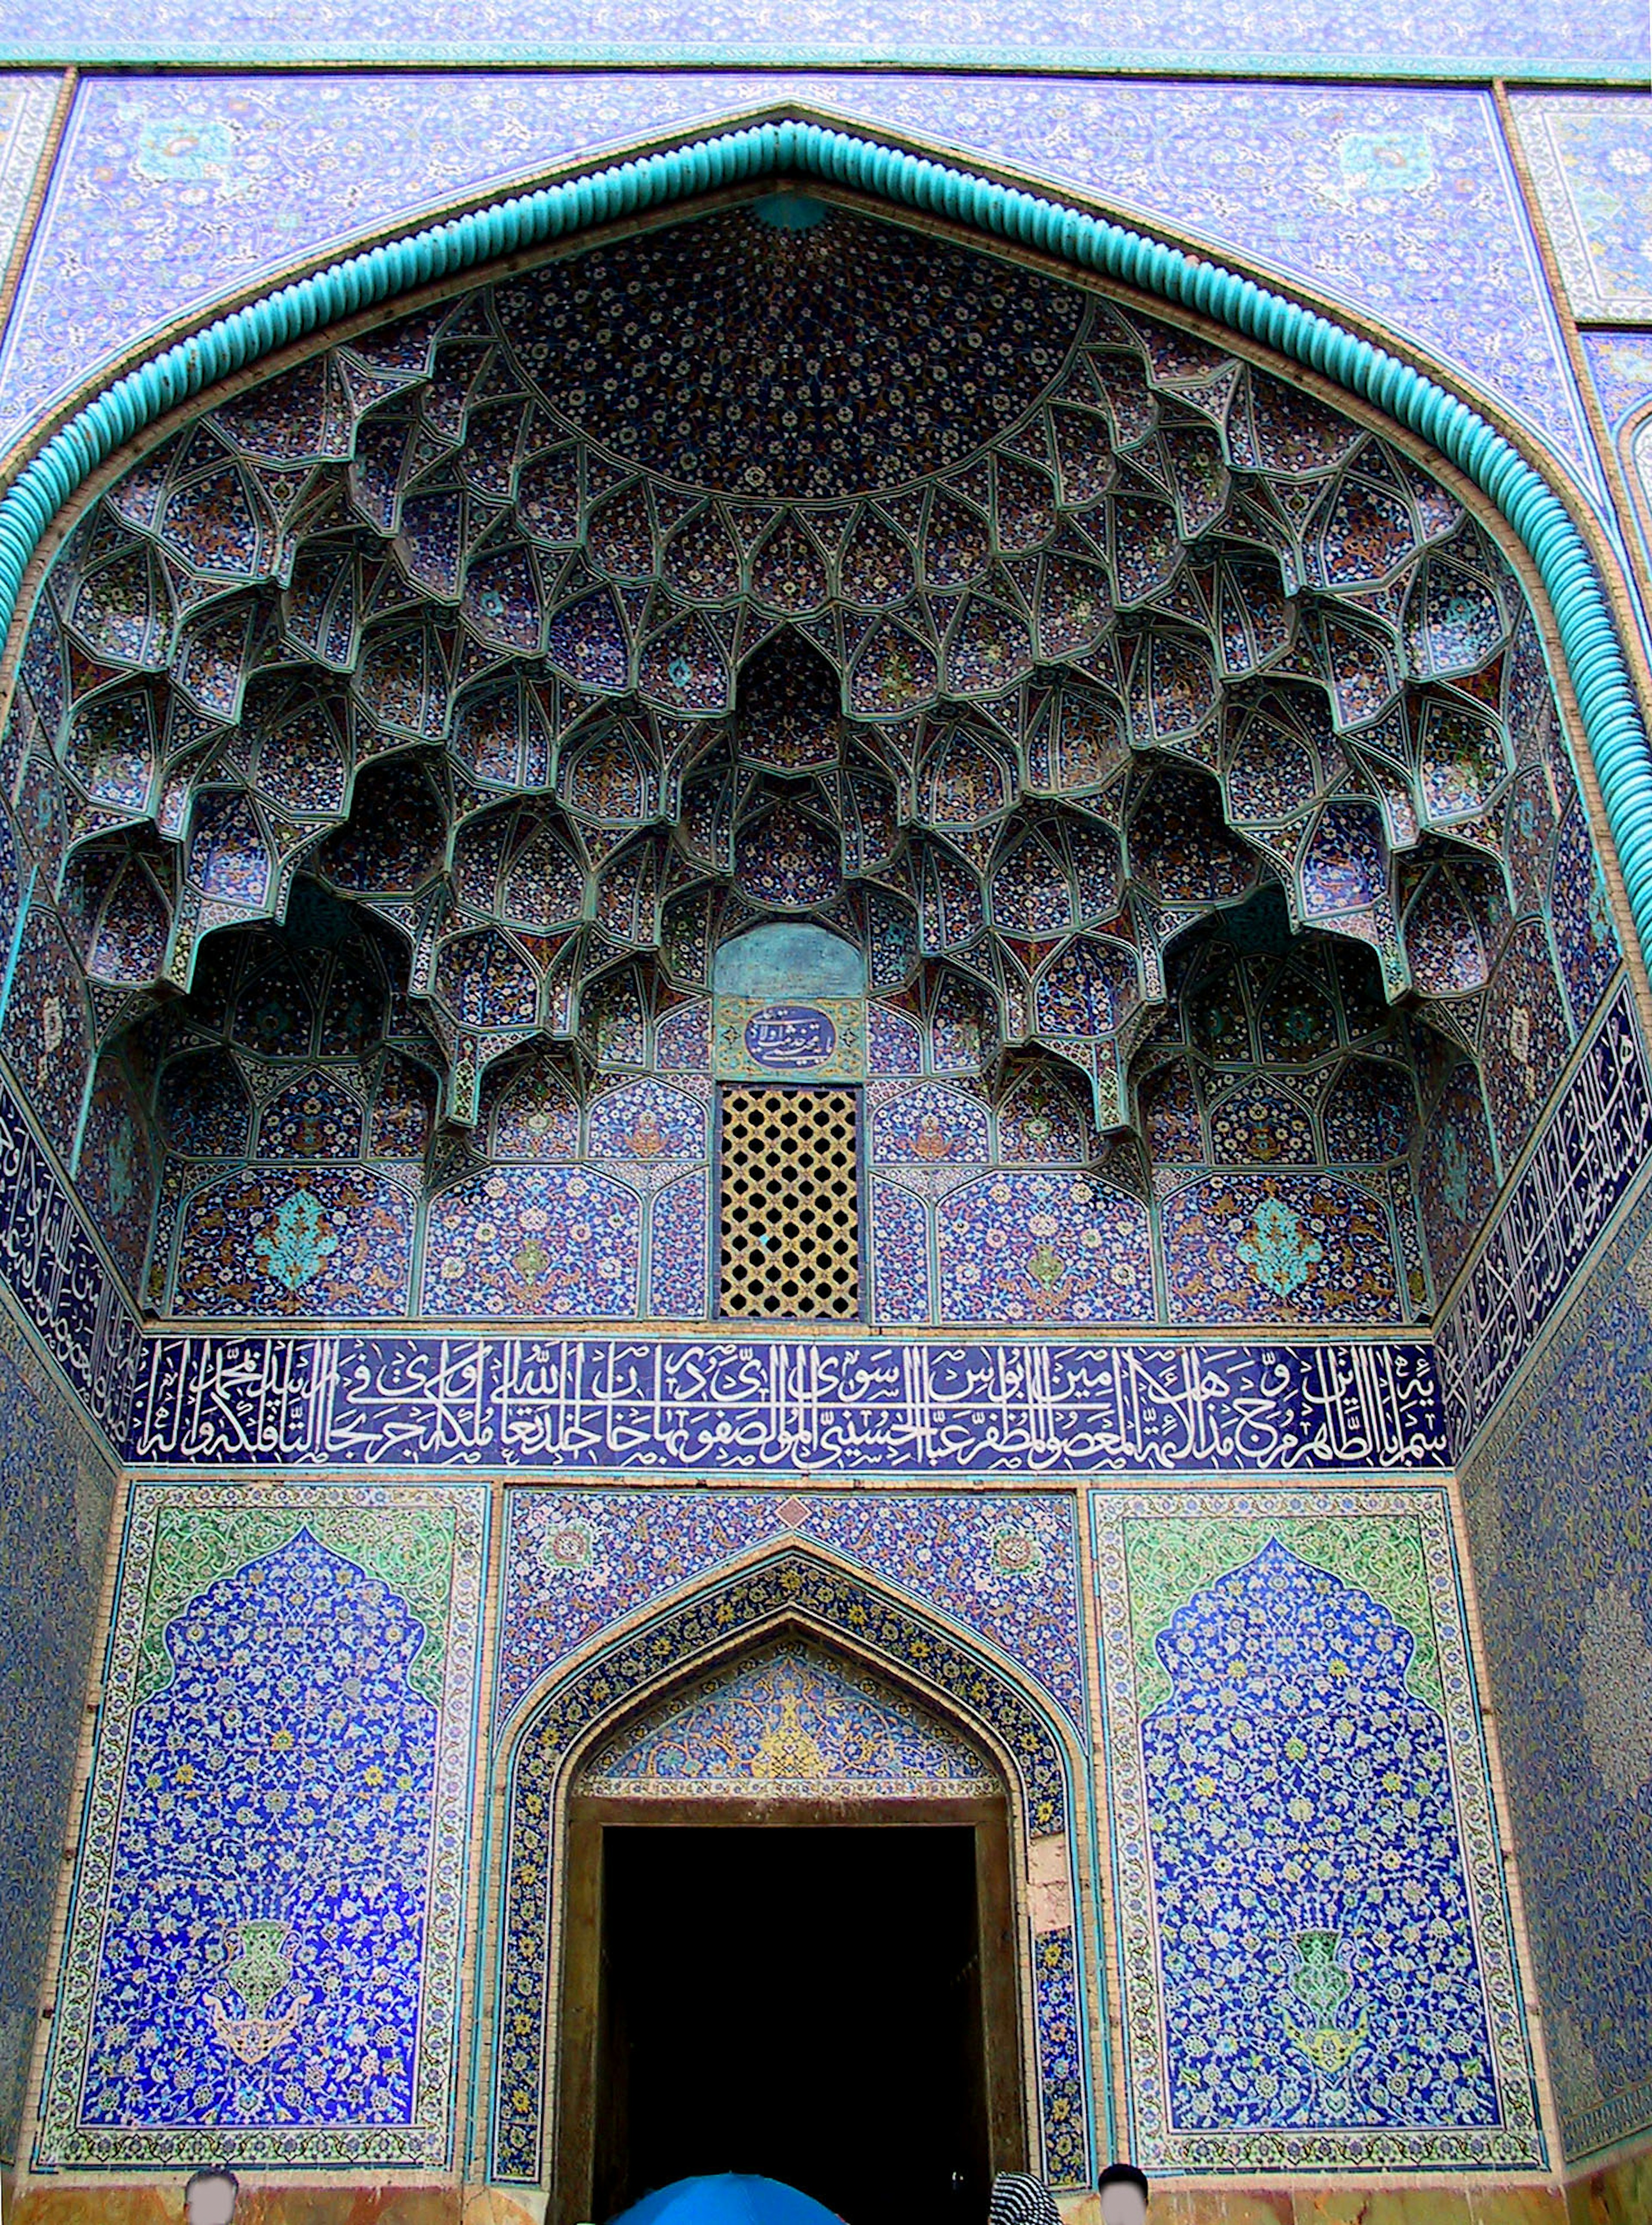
[8,198,1584,1328]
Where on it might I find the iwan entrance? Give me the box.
[552,1643,1025,2225]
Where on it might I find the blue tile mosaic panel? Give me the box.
[496,1486,1087,1732]
[1435,977,1652,1451]
[35,1482,486,2170]
[869,1177,932,1325]
[1550,794,1623,1033]
[1511,94,1652,322]
[74,1053,158,1294]
[1416,1062,1500,1302]
[0,1075,142,1445]
[1091,1489,1543,2173]
[0,894,91,1165]
[0,76,58,291]
[173,1166,416,1317]
[0,1297,116,2165]
[126,1331,1450,1472]
[1577,331,1652,579]
[1158,1172,1401,1324]
[647,1171,710,1319]
[935,1171,1154,1326]
[1581,332,1652,432]
[0,76,1590,474]
[1459,1189,1652,2162]
[1,4,1643,80]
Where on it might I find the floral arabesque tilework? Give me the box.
[581,1636,996,1791]
[588,1076,707,1162]
[254,1069,367,1159]
[936,1171,1153,1325]
[0,0,1645,68]
[1416,1062,1500,1301]
[1511,94,1652,322]
[74,1051,157,1294]
[1581,332,1652,429]
[647,1171,709,1319]
[172,1165,415,1316]
[1549,795,1622,1034]
[421,1163,641,1316]
[0,896,91,1164]
[1092,1491,1543,2175]
[870,1177,932,1324]
[495,1487,1087,1735]
[0,77,1596,475]
[871,1080,991,1165]
[1479,915,1575,1165]
[35,1484,485,2170]
[1159,1172,1400,1324]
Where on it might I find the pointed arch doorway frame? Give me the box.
[491,1551,1088,2213]
[556,1635,1024,2225]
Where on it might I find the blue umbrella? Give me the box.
[610,2174,844,2225]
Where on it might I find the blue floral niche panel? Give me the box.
[1091,1488,1542,2176]
[492,1498,1093,2190]
[35,1482,486,2172]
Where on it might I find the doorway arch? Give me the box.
[560,1636,1017,2225]
[490,1548,1089,2205]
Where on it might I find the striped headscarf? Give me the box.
[988,2174,1062,2225]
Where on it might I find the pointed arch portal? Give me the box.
[495,1550,1083,2209]
[557,1638,1020,2225]
[5,96,1633,2220]
[6,119,1635,1338]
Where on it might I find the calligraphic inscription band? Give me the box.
[712,996,867,1082]
[0,1076,142,1444]
[1436,980,1652,1453]
[127,1333,1448,1473]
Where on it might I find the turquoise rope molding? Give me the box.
[1,116,1649,965]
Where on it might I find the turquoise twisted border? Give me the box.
[2,116,1648,961]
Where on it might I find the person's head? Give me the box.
[185,2165,239,2225]
[1097,2163,1149,2225]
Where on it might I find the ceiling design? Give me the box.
[9,197,1553,1126]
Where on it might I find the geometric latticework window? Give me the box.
[719,1088,860,1319]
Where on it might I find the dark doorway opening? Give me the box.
[589,1824,994,2225]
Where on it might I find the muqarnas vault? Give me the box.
[0,161,1646,2225]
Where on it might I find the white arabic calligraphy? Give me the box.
[128,1328,1449,1472]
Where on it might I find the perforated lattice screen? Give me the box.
[719,1088,860,1319]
